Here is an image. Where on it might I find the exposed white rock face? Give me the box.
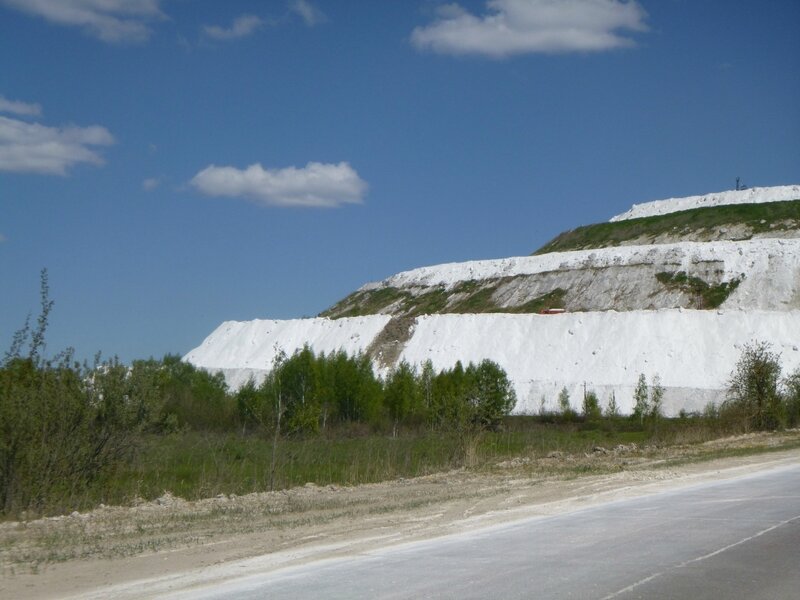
[185,316,391,391]
[185,310,800,416]
[358,239,800,312]
[184,186,800,415]
[397,311,800,415]
[609,185,800,222]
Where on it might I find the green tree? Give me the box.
[465,360,516,431]
[723,341,784,431]
[431,361,469,430]
[236,377,272,434]
[605,392,620,418]
[582,389,602,422]
[649,375,664,421]
[313,350,383,428]
[783,369,800,428]
[558,387,575,421]
[419,360,436,428]
[279,346,322,434]
[632,373,649,426]
[156,354,233,431]
[384,361,423,436]
[0,271,163,515]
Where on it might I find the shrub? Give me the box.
[0,272,163,515]
[722,341,784,431]
[385,361,423,436]
[582,390,602,422]
[465,360,516,431]
[605,392,620,418]
[784,369,800,428]
[558,387,575,421]
[632,373,649,425]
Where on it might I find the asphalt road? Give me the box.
[173,463,800,600]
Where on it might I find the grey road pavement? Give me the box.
[175,463,800,599]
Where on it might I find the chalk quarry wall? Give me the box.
[185,310,800,416]
[185,188,800,416]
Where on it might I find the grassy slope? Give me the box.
[321,200,800,318]
[321,283,566,318]
[534,199,800,255]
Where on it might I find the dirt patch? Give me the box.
[366,315,417,369]
[2,431,799,599]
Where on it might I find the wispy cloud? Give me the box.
[190,162,367,208]
[0,233,6,243]
[0,0,165,43]
[203,14,264,41]
[289,0,326,27]
[0,94,42,117]
[411,0,648,58]
[142,177,161,191]
[0,115,114,175]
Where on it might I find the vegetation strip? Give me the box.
[534,198,800,254]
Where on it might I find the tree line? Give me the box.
[0,272,517,514]
[3,272,799,516]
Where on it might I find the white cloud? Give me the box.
[203,14,264,41]
[411,0,648,58]
[142,177,161,191]
[190,162,367,208]
[289,0,325,27]
[0,115,114,175]
[0,94,42,117]
[0,0,165,43]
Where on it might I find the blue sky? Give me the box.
[1,0,798,363]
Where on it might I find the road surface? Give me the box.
[169,463,800,599]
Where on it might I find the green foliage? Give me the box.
[649,375,664,420]
[582,390,602,422]
[448,286,499,313]
[385,361,424,434]
[703,401,719,420]
[321,287,412,318]
[782,370,800,428]
[557,387,575,421]
[236,346,517,439]
[534,198,800,255]
[647,375,665,434]
[154,354,234,431]
[655,271,741,309]
[465,360,517,431]
[605,392,620,419]
[321,280,567,318]
[722,342,785,431]
[408,288,450,316]
[631,373,665,430]
[430,361,469,429]
[509,289,567,314]
[0,271,164,515]
[248,346,385,436]
[632,373,649,425]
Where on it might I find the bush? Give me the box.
[582,390,602,422]
[605,392,620,419]
[782,369,800,428]
[0,272,163,515]
[465,360,516,431]
[558,387,575,421]
[722,341,785,431]
[632,373,649,425]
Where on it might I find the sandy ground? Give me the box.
[1,432,798,599]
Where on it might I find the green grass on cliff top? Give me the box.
[534,199,800,255]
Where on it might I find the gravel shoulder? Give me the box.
[2,431,799,599]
